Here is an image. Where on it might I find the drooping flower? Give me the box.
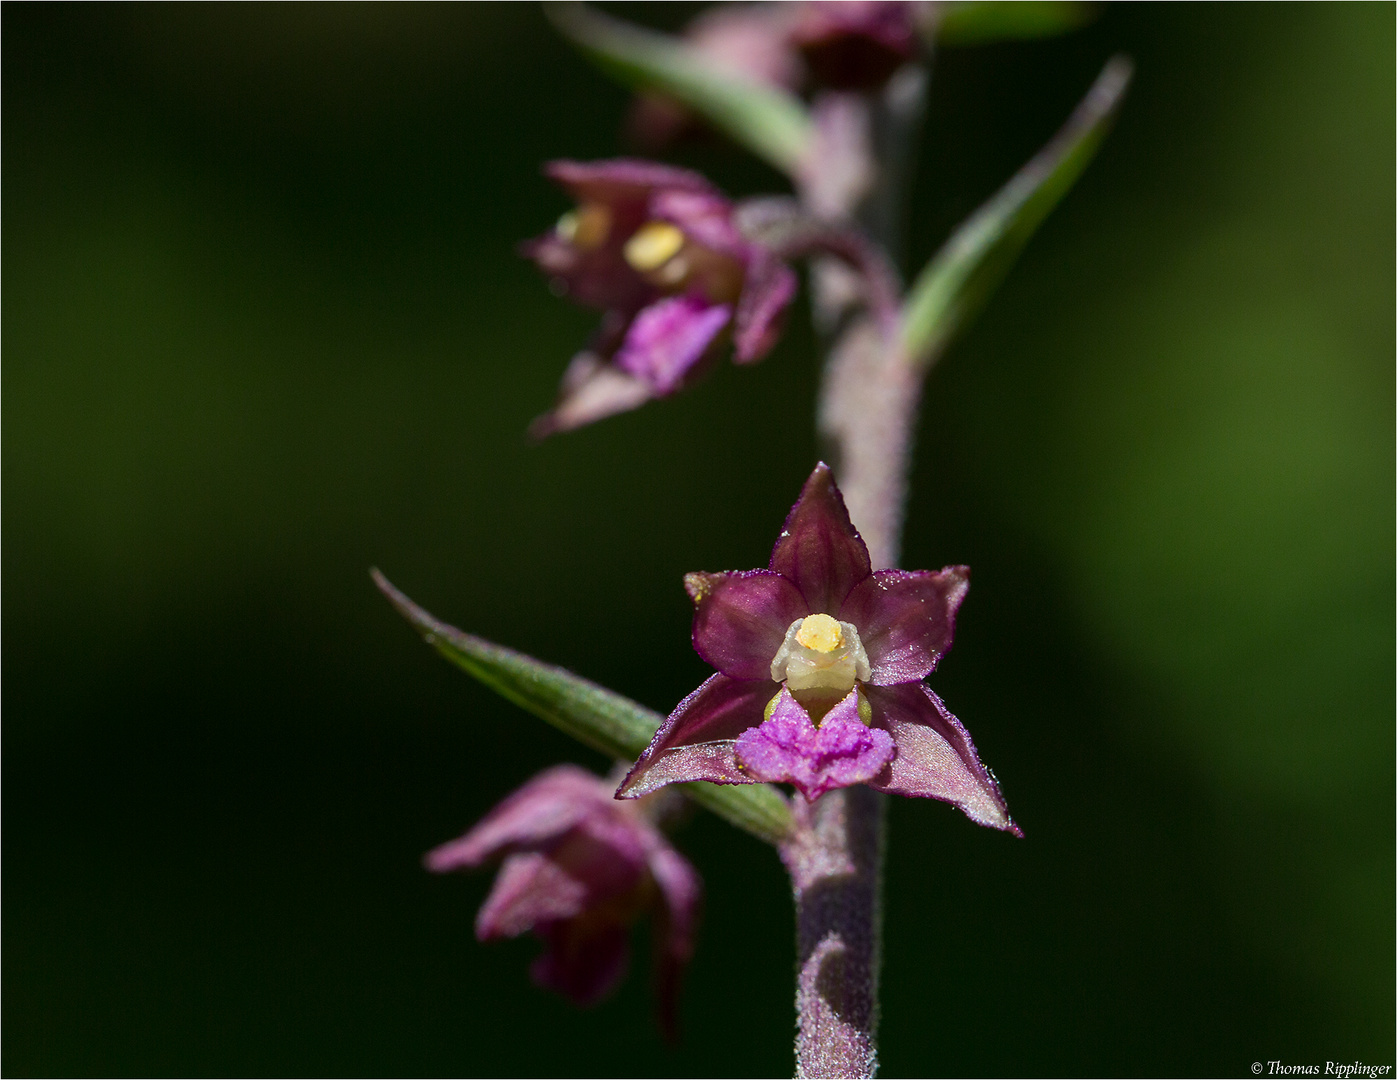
[617,463,1018,834]
[426,764,702,1036]
[524,159,798,437]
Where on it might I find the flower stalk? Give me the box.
[787,42,937,1074]
[382,5,1130,1070]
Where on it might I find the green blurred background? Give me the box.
[4,3,1392,1076]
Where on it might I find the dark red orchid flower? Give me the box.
[617,464,1018,834]
[427,765,702,1037]
[523,158,797,436]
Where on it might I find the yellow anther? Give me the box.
[623,221,685,271]
[795,613,843,654]
[556,203,612,250]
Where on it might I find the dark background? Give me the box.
[5,3,1392,1076]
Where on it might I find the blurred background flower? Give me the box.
[4,4,1391,1075]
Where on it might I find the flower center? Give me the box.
[794,613,842,652]
[770,614,872,697]
[623,221,686,272]
[555,203,612,250]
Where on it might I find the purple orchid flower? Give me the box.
[524,158,798,437]
[791,1,923,90]
[617,463,1019,834]
[426,764,702,1037]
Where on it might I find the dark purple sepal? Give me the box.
[528,350,655,439]
[617,674,772,797]
[531,918,633,1007]
[688,569,808,680]
[424,764,603,871]
[647,846,703,1042]
[864,682,1020,835]
[545,158,718,205]
[733,252,799,363]
[474,851,594,940]
[840,566,970,685]
[734,686,894,801]
[613,295,732,394]
[769,462,873,613]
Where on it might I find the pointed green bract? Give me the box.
[937,1,1096,46]
[546,2,813,175]
[373,569,793,845]
[900,56,1132,368]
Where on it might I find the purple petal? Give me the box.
[617,675,772,797]
[425,764,609,871]
[529,350,655,439]
[864,683,1019,834]
[733,252,797,363]
[687,569,809,680]
[474,851,591,940]
[840,566,970,685]
[531,919,632,1007]
[613,295,732,395]
[549,815,651,897]
[769,463,873,614]
[733,687,894,801]
[649,188,746,257]
[646,845,704,1042]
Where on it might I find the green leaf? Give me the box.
[373,569,793,846]
[900,55,1132,367]
[937,2,1096,46]
[545,1,813,175]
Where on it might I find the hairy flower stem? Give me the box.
[781,785,887,1078]
[787,64,931,1079]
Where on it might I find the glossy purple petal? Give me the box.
[733,252,798,363]
[531,919,633,1007]
[425,764,607,871]
[840,566,970,685]
[688,569,808,680]
[613,295,732,395]
[769,462,872,614]
[734,687,894,800]
[864,682,1019,834]
[617,674,772,797]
